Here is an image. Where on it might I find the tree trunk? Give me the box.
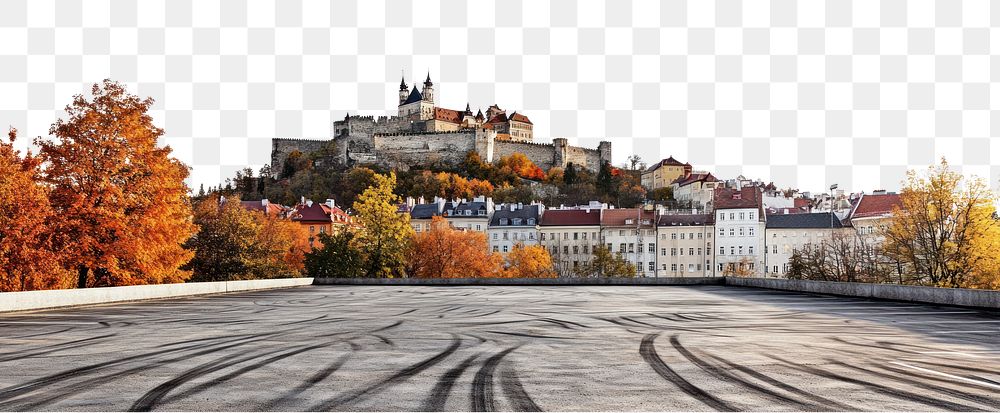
[77,266,89,289]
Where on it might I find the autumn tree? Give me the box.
[503,244,556,278]
[881,159,1000,288]
[354,172,413,278]
[38,80,196,288]
[721,257,757,277]
[304,230,365,278]
[578,245,636,278]
[496,153,545,181]
[0,128,72,291]
[563,162,578,185]
[185,196,307,281]
[407,216,502,278]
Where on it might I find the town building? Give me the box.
[846,191,902,241]
[539,208,603,276]
[443,196,493,232]
[487,203,543,255]
[655,213,715,277]
[764,212,849,277]
[599,208,657,276]
[671,172,721,208]
[407,197,450,233]
[712,187,766,276]
[290,199,353,249]
[238,199,287,217]
[642,156,692,190]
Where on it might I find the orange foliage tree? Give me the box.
[0,128,73,291]
[497,153,545,180]
[407,171,495,200]
[38,80,197,288]
[502,244,557,278]
[408,216,503,278]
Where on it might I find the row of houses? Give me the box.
[399,187,902,278]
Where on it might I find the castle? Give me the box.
[271,72,612,174]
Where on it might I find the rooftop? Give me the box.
[766,212,844,229]
[540,209,601,226]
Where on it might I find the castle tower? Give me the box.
[398,75,408,106]
[422,71,434,104]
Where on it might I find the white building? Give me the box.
[712,187,766,276]
[487,203,543,255]
[539,208,603,276]
[656,213,715,277]
[600,208,657,276]
[671,172,721,209]
[764,212,850,277]
[443,196,493,232]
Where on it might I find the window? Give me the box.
[679,248,684,256]
[772,244,777,253]
[493,233,498,240]
[573,261,579,268]
[502,232,508,240]
[730,213,735,220]
[719,246,724,255]
[563,246,569,254]
[527,218,535,225]
[719,212,724,220]
[718,228,724,237]
[309,225,315,233]
[718,263,724,271]
[680,233,685,240]
[688,264,694,272]
[648,262,655,271]
[689,248,695,255]
[563,233,569,240]
[319,226,326,234]
[582,232,588,240]
[738,246,744,255]
[593,232,597,240]
[662,264,667,270]
[698,233,703,239]
[619,230,625,236]
[739,212,745,220]
[749,246,754,254]
[500,218,509,225]
[628,243,635,253]
[697,264,702,271]
[748,263,755,270]
[749,227,755,236]
[529,233,535,240]
[619,243,627,253]
[512,218,522,225]
[671,233,677,239]
[583,245,589,254]
[773,265,779,274]
[729,228,735,236]
[671,264,677,271]
[739,227,744,236]
[475,225,481,231]
[749,212,755,220]
[730,246,735,255]
[573,232,579,240]
[648,243,655,253]
[493,246,499,252]
[671,248,677,256]
[661,248,666,256]
[540,233,546,241]
[502,245,509,253]
[573,246,579,254]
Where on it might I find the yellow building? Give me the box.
[641,156,691,190]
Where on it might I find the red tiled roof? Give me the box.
[239,200,285,216]
[291,203,331,223]
[644,156,688,173]
[433,107,463,124]
[600,208,655,227]
[851,193,902,219]
[672,172,718,187]
[539,209,601,226]
[714,187,763,210]
[508,112,533,125]
[793,198,811,208]
[485,113,508,124]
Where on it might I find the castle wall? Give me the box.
[494,140,606,172]
[563,145,604,171]
[494,141,557,171]
[270,138,329,175]
[372,131,478,169]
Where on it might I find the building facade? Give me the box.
[713,187,766,276]
[764,212,849,277]
[539,208,603,276]
[656,214,715,277]
[599,208,657,276]
[487,203,543,255]
[641,156,692,190]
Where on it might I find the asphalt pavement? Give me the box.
[0,285,998,411]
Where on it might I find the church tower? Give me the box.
[422,71,434,104]
[398,75,408,106]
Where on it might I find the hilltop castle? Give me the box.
[271,72,612,174]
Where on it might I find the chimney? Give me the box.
[406,196,415,209]
[306,200,313,207]
[261,199,269,207]
[300,196,306,205]
[510,204,516,212]
[326,199,336,209]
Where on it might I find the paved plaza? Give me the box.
[0,285,998,411]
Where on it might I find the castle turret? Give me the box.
[398,75,408,106]
[422,71,434,104]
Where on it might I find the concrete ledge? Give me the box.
[724,277,1000,309]
[312,277,725,286]
[0,278,314,313]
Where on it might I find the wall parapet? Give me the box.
[313,277,724,286]
[724,277,1000,309]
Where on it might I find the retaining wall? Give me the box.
[313,277,724,286]
[0,278,314,313]
[724,277,1000,309]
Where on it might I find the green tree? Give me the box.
[596,161,614,196]
[304,231,365,278]
[581,245,636,278]
[353,172,414,278]
[564,162,578,185]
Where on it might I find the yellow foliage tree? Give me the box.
[354,172,414,278]
[503,244,557,278]
[882,159,1000,289]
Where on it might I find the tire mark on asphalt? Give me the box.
[768,355,983,411]
[129,347,290,411]
[371,334,395,346]
[309,335,462,411]
[499,362,541,412]
[420,354,480,411]
[471,346,519,412]
[264,353,352,410]
[484,330,572,340]
[620,316,657,327]
[639,333,735,411]
[0,334,117,363]
[370,320,404,333]
[833,361,1000,409]
[160,343,330,405]
[704,354,856,411]
[667,335,822,411]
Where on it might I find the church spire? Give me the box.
[424,71,433,87]
[399,72,407,91]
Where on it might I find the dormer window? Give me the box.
[625,219,634,225]
[527,218,535,225]
[512,218,522,225]
[500,218,509,225]
[465,210,472,216]
[478,210,485,216]
[733,193,742,199]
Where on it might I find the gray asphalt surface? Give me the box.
[1,285,999,411]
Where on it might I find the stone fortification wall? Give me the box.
[372,131,478,169]
[494,140,559,171]
[270,138,329,175]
